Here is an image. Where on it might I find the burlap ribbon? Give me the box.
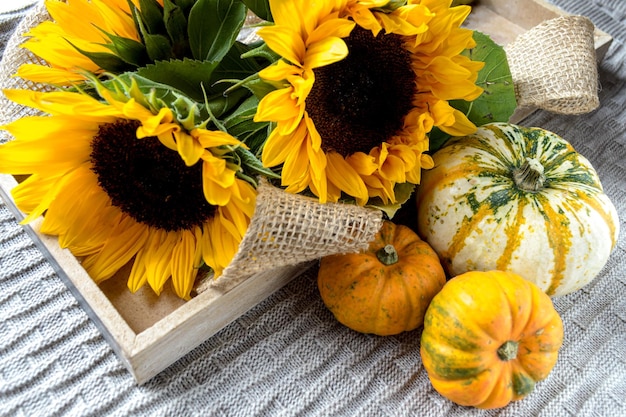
[0,3,602,291]
[505,15,600,114]
[213,178,383,290]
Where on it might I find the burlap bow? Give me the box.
[505,15,600,114]
[0,3,602,292]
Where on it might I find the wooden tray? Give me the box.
[0,0,613,385]
[0,174,313,384]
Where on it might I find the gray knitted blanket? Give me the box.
[1,1,624,416]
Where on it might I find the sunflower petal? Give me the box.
[145,230,178,295]
[11,173,59,214]
[438,108,478,136]
[259,60,303,82]
[221,182,255,235]
[282,138,312,190]
[304,36,349,69]
[128,246,149,293]
[307,18,355,45]
[346,152,378,176]
[257,25,306,66]
[326,151,369,204]
[4,89,125,120]
[202,216,239,278]
[0,117,93,175]
[379,153,407,183]
[176,131,205,166]
[16,63,88,84]
[16,173,67,224]
[202,156,236,206]
[171,229,198,300]
[82,215,150,282]
[194,129,243,148]
[269,0,317,37]
[262,121,307,168]
[43,165,117,254]
[254,88,302,129]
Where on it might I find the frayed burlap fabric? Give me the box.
[505,15,600,114]
[216,179,383,289]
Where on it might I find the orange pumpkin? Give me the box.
[317,220,446,336]
[420,270,564,409]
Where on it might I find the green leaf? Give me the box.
[205,87,250,119]
[174,0,196,14]
[241,76,277,99]
[241,0,272,21]
[144,33,174,61]
[224,94,259,123]
[235,146,280,180]
[67,41,136,73]
[188,0,247,62]
[136,58,219,101]
[234,123,269,154]
[212,41,264,81]
[210,42,276,98]
[224,98,270,154]
[103,72,189,107]
[427,127,450,154]
[136,0,166,34]
[365,182,416,219]
[450,31,517,127]
[374,0,407,13]
[104,33,149,67]
[163,0,191,57]
[240,41,280,65]
[132,6,172,62]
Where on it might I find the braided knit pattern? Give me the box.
[1,1,625,416]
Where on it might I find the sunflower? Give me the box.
[253,0,484,205]
[0,87,255,299]
[18,0,165,85]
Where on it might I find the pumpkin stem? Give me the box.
[376,244,399,265]
[513,157,546,192]
[497,340,519,361]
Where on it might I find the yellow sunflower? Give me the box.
[18,0,164,85]
[0,88,255,299]
[253,0,484,205]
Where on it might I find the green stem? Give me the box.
[513,157,546,192]
[376,244,399,265]
[497,340,519,361]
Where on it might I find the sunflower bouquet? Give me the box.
[0,0,516,300]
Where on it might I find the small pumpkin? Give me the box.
[420,270,564,409]
[416,122,619,297]
[317,220,445,336]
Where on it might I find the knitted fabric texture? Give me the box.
[0,1,49,143]
[505,15,600,114]
[1,1,625,416]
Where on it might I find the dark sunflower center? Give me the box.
[90,120,215,231]
[306,26,417,157]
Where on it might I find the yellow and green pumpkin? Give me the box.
[416,123,619,297]
[317,220,446,336]
[420,270,564,409]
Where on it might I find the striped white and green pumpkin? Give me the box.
[416,123,619,297]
